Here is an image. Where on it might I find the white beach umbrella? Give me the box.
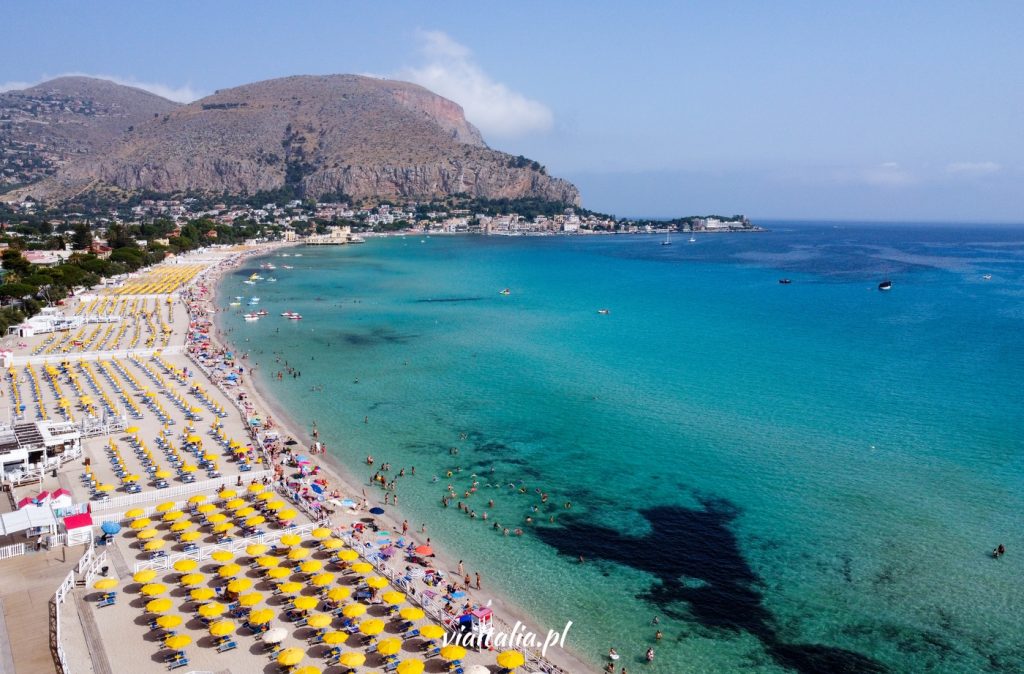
[262,627,288,644]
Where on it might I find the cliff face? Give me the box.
[14,74,578,205]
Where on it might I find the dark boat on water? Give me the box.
[878,280,892,291]
[778,279,792,284]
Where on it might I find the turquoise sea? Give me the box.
[217,223,1024,673]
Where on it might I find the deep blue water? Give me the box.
[217,223,1024,673]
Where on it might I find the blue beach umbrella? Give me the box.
[369,507,385,515]
[101,521,121,535]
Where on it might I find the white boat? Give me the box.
[281,311,294,317]
[281,253,291,257]
[661,231,672,246]
[294,254,303,257]
[288,314,303,320]
[256,309,268,316]
[689,235,697,243]
[260,263,276,270]
[982,274,992,280]
[597,309,610,315]
[247,297,260,306]
[282,265,294,269]
[229,301,241,306]
[243,313,259,321]
[243,280,256,285]
[266,277,277,283]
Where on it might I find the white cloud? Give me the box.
[945,161,1001,176]
[0,73,203,103]
[399,30,553,138]
[862,162,917,187]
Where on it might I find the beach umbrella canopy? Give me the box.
[257,491,276,502]
[155,614,182,629]
[306,613,331,629]
[247,483,265,494]
[349,562,373,574]
[414,544,433,556]
[180,573,205,587]
[341,603,366,618]
[255,554,280,568]
[369,507,385,515]
[144,540,166,551]
[325,586,351,602]
[264,500,286,511]
[225,498,246,510]
[209,619,235,637]
[278,581,303,594]
[359,618,385,635]
[146,598,172,614]
[141,583,168,597]
[190,588,216,601]
[236,506,256,518]
[198,601,226,618]
[336,549,359,562]
[125,508,145,519]
[441,645,467,661]
[311,527,332,539]
[310,572,334,587]
[277,647,305,667]
[186,434,203,444]
[187,495,207,504]
[244,515,266,527]
[93,578,118,590]
[287,548,309,561]
[396,660,426,674]
[246,543,269,556]
[95,484,114,492]
[170,521,192,532]
[376,637,403,656]
[125,426,140,433]
[218,563,242,578]
[212,522,233,534]
[299,560,323,574]
[217,489,236,499]
[249,608,274,625]
[227,578,253,593]
[133,569,158,583]
[399,607,425,621]
[154,469,172,479]
[211,549,233,562]
[100,521,121,535]
[277,508,298,521]
[207,513,228,525]
[338,652,366,668]
[162,510,185,522]
[136,528,158,540]
[173,559,198,572]
[180,531,201,542]
[496,651,526,669]
[238,592,263,607]
[280,533,302,546]
[262,626,287,642]
[130,518,152,530]
[320,538,343,550]
[266,567,290,580]
[197,503,217,514]
[155,502,176,513]
[293,668,320,674]
[419,625,445,640]
[322,631,347,645]
[180,463,198,473]
[293,596,318,611]
[164,634,192,650]
[382,591,405,606]
[365,575,388,589]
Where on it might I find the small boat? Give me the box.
[260,263,276,270]
[878,280,892,291]
[597,309,610,315]
[281,253,291,257]
[247,298,261,306]
[256,309,268,316]
[228,301,241,306]
[499,288,511,296]
[287,314,303,320]
[661,231,672,246]
[243,313,259,321]
[282,265,294,269]
[281,311,294,317]
[243,280,256,285]
[982,274,992,280]
[689,236,697,243]
[266,277,277,283]
[294,254,303,257]
[779,279,792,285]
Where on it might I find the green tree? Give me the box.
[72,222,93,249]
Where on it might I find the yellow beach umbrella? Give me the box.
[277,647,305,667]
[336,549,359,562]
[292,667,320,674]
[212,522,233,533]
[197,503,217,514]
[187,494,207,505]
[278,581,303,594]
[156,469,174,479]
[173,559,198,573]
[125,508,145,518]
[170,521,192,532]
[202,453,218,462]
[136,528,158,540]
[349,562,373,574]
[94,578,118,590]
[180,531,201,542]
[279,533,302,546]
[496,650,526,669]
[238,592,263,607]
[277,508,298,521]
[218,563,242,578]
[266,566,290,580]
[441,645,467,661]
[322,630,347,645]
[180,573,205,587]
[141,583,168,596]
[146,598,172,614]
[359,618,385,636]
[185,434,202,443]
[226,578,253,593]
[155,614,182,629]
[310,573,334,587]
[376,637,402,656]
[306,613,331,629]
[320,538,343,550]
[256,555,280,569]
[209,620,235,637]
[325,586,351,603]
[244,515,266,527]
[382,591,405,606]
[133,569,158,583]
[144,539,166,551]
[256,491,276,502]
[162,510,185,522]
[164,634,192,650]
[225,498,245,510]
[310,527,331,539]
[264,500,285,511]
[286,547,309,561]
[95,484,114,492]
[155,502,176,513]
[248,608,274,625]
[419,625,445,640]
[299,560,323,574]
[396,659,425,674]
[293,596,318,611]
[338,652,366,668]
[365,575,388,589]
[125,425,140,433]
[399,607,425,621]
[198,601,226,618]
[210,550,233,562]
[247,483,265,494]
[122,474,141,482]
[207,513,227,524]
[236,506,256,518]
[190,587,216,602]
[217,489,236,499]
[246,543,269,557]
[181,463,198,473]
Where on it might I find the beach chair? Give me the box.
[97,597,116,608]
[216,638,238,653]
[423,645,439,658]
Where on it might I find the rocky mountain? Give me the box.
[0,76,180,190]
[9,75,579,205]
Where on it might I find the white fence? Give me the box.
[0,542,26,560]
[133,521,317,573]
[51,569,74,674]
[91,470,273,514]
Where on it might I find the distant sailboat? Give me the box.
[661,231,672,246]
[689,234,697,243]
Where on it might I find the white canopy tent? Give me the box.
[0,505,58,536]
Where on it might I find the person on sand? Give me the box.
[457,560,465,577]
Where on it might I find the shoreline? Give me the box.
[204,243,598,674]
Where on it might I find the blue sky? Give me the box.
[2,1,1022,222]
